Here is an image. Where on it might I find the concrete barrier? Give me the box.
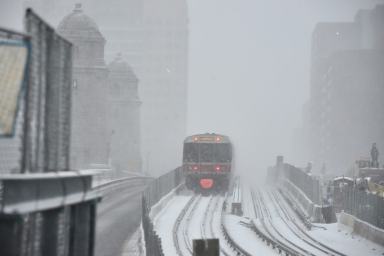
[339,212,384,245]
[281,179,323,222]
[280,179,326,223]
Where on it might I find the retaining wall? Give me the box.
[280,179,324,223]
[339,212,384,245]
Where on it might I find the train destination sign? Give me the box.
[0,40,28,137]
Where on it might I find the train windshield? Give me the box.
[215,144,232,162]
[183,143,199,162]
[183,143,232,163]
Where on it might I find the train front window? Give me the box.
[184,142,231,163]
[183,143,198,162]
[199,143,214,162]
[215,144,232,162]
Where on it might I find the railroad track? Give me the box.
[200,196,215,239]
[251,188,348,256]
[219,193,254,256]
[251,189,306,256]
[270,190,347,256]
[172,192,256,256]
[204,196,233,256]
[173,194,199,256]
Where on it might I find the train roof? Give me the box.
[184,133,231,143]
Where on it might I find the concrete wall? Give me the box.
[280,179,324,223]
[339,212,384,245]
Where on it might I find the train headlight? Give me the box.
[215,166,221,171]
[193,166,199,171]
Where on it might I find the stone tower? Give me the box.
[108,54,142,172]
[58,4,110,169]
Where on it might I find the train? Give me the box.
[182,133,233,193]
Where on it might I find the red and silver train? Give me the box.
[182,133,233,193]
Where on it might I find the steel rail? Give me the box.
[200,196,214,238]
[183,195,202,252]
[272,190,347,256]
[258,190,316,255]
[220,200,253,256]
[209,197,231,256]
[267,190,331,255]
[172,195,197,256]
[251,189,305,256]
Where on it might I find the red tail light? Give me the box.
[200,179,214,189]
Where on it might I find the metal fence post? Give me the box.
[69,202,96,256]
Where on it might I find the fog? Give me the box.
[187,0,383,176]
[0,0,383,177]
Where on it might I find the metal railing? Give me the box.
[23,9,73,173]
[0,171,101,256]
[141,167,184,256]
[341,186,384,229]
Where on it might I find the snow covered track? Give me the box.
[270,190,347,256]
[220,215,253,256]
[202,195,239,256]
[156,186,384,256]
[251,189,305,256]
[173,195,199,255]
[200,196,215,239]
[251,187,349,256]
[171,192,254,256]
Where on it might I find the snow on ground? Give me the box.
[153,181,384,256]
[153,188,277,256]
[224,214,278,255]
[241,183,384,256]
[207,196,238,256]
[259,189,327,254]
[188,196,212,241]
[309,222,384,256]
[242,182,257,219]
[153,193,193,256]
[270,184,384,256]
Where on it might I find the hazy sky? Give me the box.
[187,0,383,173]
[0,0,383,174]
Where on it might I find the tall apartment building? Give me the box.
[305,5,384,172]
[24,0,189,176]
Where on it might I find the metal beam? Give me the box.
[0,171,99,215]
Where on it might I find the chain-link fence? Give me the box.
[283,164,321,205]
[0,28,29,173]
[142,167,183,256]
[143,167,183,209]
[0,9,72,174]
[341,186,384,229]
[23,9,73,173]
[0,9,91,256]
